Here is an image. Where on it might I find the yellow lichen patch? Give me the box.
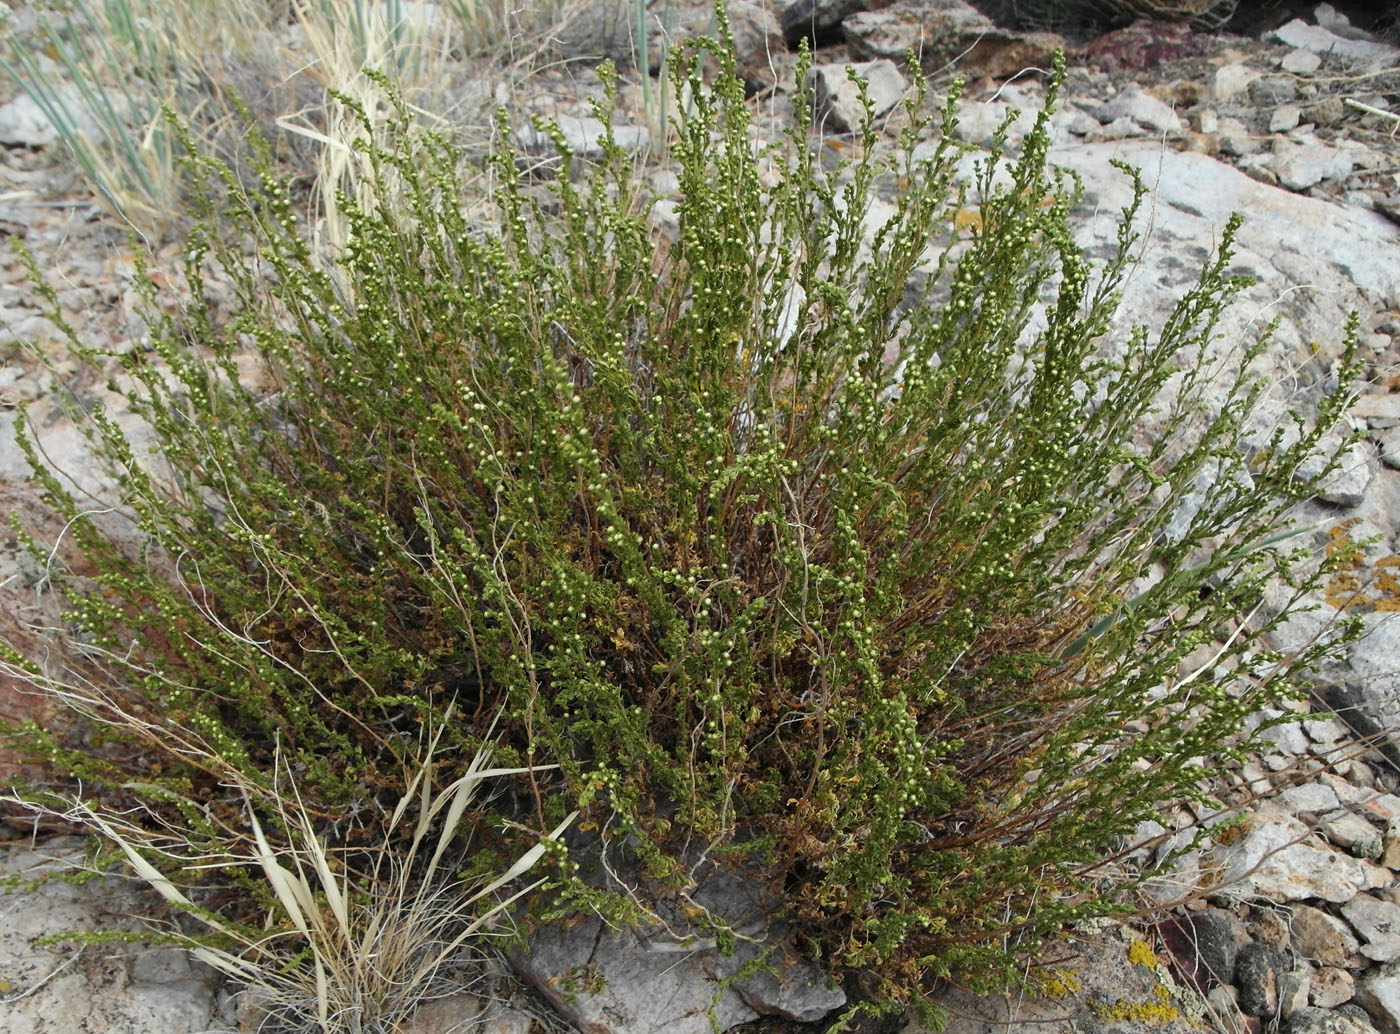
[1091,985,1180,1025]
[1034,967,1083,998]
[1323,521,1400,611]
[1127,938,1160,971]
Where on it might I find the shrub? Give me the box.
[2,20,1361,1024]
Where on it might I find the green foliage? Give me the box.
[3,21,1361,1016]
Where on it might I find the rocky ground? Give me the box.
[2,2,1400,1033]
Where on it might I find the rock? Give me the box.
[1252,711,1312,756]
[1289,904,1361,968]
[1277,782,1342,815]
[1299,436,1375,505]
[1271,140,1358,192]
[1305,716,1349,744]
[1048,141,1400,311]
[1380,428,1400,469]
[1153,911,1239,992]
[1095,86,1181,135]
[512,862,844,1034]
[0,840,226,1034]
[549,0,634,65]
[515,912,760,1034]
[1343,896,1400,963]
[841,0,1062,80]
[1320,810,1385,860]
[952,99,1038,147]
[649,1,784,90]
[1201,805,1383,904]
[806,59,907,134]
[1083,19,1212,73]
[1283,961,1315,1019]
[1288,1006,1381,1034]
[1353,394,1400,427]
[1303,96,1348,126]
[514,114,648,159]
[1212,62,1260,103]
[1321,616,1400,767]
[1267,19,1400,72]
[0,84,112,148]
[1358,962,1400,1034]
[1250,76,1299,107]
[778,0,871,43]
[1237,942,1288,1018]
[1270,104,1303,133]
[1282,49,1325,74]
[397,994,533,1034]
[1313,967,1358,1009]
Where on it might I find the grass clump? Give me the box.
[2,20,1361,1024]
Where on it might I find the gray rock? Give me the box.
[807,59,907,134]
[1271,140,1358,191]
[1282,49,1325,74]
[1301,436,1375,506]
[952,99,1038,148]
[514,114,648,159]
[1277,782,1342,815]
[1201,804,1383,903]
[841,0,1062,80]
[1320,615,1400,768]
[397,994,533,1034]
[1343,895,1400,963]
[1096,87,1181,135]
[1289,903,1362,968]
[1354,394,1400,428]
[0,840,227,1034]
[1380,427,1400,470]
[1288,1006,1381,1034]
[1212,62,1260,103]
[779,0,870,42]
[1267,19,1400,72]
[1358,962,1400,1034]
[1048,140,1400,310]
[512,863,843,1034]
[1250,75,1300,107]
[1237,942,1288,1018]
[1271,104,1303,133]
[1320,809,1385,859]
[0,93,61,148]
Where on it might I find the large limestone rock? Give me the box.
[0,839,227,1034]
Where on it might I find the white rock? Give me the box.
[1354,394,1400,427]
[1097,87,1180,135]
[514,114,648,158]
[1213,63,1260,103]
[1277,782,1342,814]
[1345,896,1400,963]
[0,840,226,1034]
[1320,810,1385,859]
[1359,961,1400,1034]
[1270,140,1357,191]
[952,99,1037,147]
[1282,48,1324,74]
[1270,104,1303,133]
[1268,19,1400,72]
[807,59,907,134]
[1202,804,1381,903]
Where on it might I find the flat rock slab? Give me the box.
[906,925,1209,1034]
[0,839,227,1034]
[511,864,844,1034]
